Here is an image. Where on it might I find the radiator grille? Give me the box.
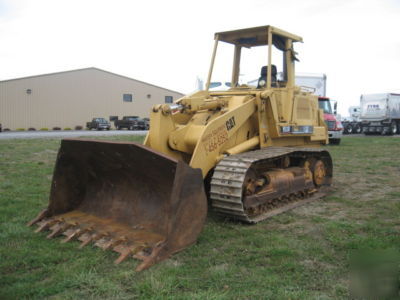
[326,121,336,130]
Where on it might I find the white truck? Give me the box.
[295,73,327,97]
[360,93,400,135]
[341,106,362,134]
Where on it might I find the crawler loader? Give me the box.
[29,26,332,271]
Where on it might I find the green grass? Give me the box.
[1,136,399,299]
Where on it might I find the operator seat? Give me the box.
[257,65,277,88]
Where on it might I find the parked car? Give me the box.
[86,118,111,130]
[114,116,146,130]
[143,118,150,130]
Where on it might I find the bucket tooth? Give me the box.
[94,237,110,249]
[133,252,148,261]
[114,244,145,265]
[27,209,49,227]
[61,227,85,243]
[47,222,71,239]
[35,219,59,233]
[79,233,105,249]
[34,220,51,233]
[114,247,132,265]
[101,237,126,251]
[79,234,95,249]
[47,224,63,239]
[135,244,165,272]
[61,224,89,243]
[49,221,62,231]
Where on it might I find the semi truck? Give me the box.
[341,106,362,134]
[318,97,343,144]
[360,93,400,135]
[295,74,343,144]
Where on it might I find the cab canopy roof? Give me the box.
[215,25,303,48]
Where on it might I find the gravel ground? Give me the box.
[0,130,147,140]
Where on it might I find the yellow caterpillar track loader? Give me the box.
[29,25,332,271]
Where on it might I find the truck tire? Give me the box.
[129,125,134,131]
[116,125,120,130]
[345,124,353,134]
[389,121,398,135]
[354,123,362,134]
[362,127,371,135]
[342,123,348,134]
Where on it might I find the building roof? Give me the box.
[0,67,184,96]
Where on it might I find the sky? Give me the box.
[1,0,399,116]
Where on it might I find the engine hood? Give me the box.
[324,113,337,121]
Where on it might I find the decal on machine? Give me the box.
[226,116,236,131]
[201,124,228,153]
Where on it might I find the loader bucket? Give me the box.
[28,139,207,271]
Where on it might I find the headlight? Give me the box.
[258,79,266,87]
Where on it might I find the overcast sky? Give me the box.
[1,0,399,115]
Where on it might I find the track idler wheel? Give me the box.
[312,160,326,187]
[302,158,327,187]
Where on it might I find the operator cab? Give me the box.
[205,25,302,91]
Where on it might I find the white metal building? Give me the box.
[0,68,184,130]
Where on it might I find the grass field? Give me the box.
[1,136,399,299]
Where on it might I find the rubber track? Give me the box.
[210,146,330,223]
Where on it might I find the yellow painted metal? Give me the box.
[205,37,219,91]
[144,25,328,178]
[224,136,259,156]
[231,45,241,86]
[267,27,272,89]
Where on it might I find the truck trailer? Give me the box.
[360,93,400,135]
[295,73,327,97]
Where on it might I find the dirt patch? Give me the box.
[296,201,348,221]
